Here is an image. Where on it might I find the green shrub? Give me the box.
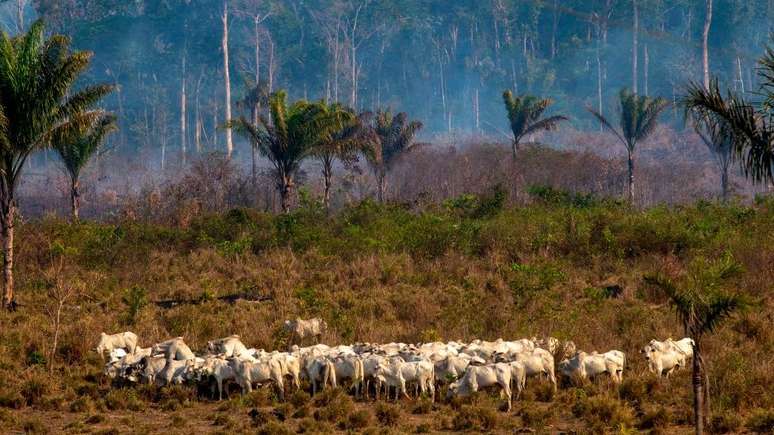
[746,408,774,433]
[375,402,401,427]
[412,399,433,415]
[122,286,148,324]
[452,405,498,431]
[709,411,743,434]
[572,395,635,430]
[341,409,373,430]
[21,417,46,434]
[20,376,50,407]
[638,406,671,430]
[312,389,353,423]
[519,404,553,428]
[256,421,294,435]
[69,396,94,413]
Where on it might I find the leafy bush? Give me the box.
[375,402,401,426]
[452,405,498,431]
[746,408,774,433]
[122,286,148,324]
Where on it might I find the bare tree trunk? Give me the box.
[322,157,333,209]
[180,55,187,166]
[737,57,745,93]
[551,0,558,59]
[268,37,275,93]
[702,0,713,89]
[222,1,233,158]
[644,44,649,95]
[260,14,261,86]
[70,179,80,222]
[632,0,639,94]
[280,177,293,213]
[195,74,203,154]
[16,0,24,32]
[693,340,705,435]
[627,151,635,203]
[2,200,15,309]
[377,169,386,203]
[49,299,63,374]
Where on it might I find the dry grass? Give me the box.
[0,194,772,433]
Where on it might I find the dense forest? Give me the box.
[3,0,773,159]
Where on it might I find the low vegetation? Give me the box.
[0,193,771,433]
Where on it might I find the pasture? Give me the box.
[0,197,772,434]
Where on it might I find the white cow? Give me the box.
[284,318,327,344]
[304,357,337,395]
[332,355,365,396]
[641,341,685,378]
[399,359,435,401]
[96,332,138,360]
[506,361,527,399]
[374,359,410,401]
[152,337,196,361]
[191,356,236,400]
[231,358,285,399]
[559,350,626,384]
[447,363,513,411]
[207,335,249,358]
[506,348,557,391]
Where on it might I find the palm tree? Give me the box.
[646,254,745,435]
[588,89,668,203]
[226,90,331,213]
[364,111,423,203]
[0,21,112,308]
[688,111,734,202]
[311,103,374,208]
[51,113,117,221]
[683,49,774,185]
[502,90,568,160]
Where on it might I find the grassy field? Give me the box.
[0,192,772,434]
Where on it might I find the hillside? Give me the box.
[0,195,772,433]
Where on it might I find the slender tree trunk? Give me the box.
[2,200,15,309]
[322,157,333,209]
[702,0,713,89]
[377,169,386,203]
[49,299,63,374]
[280,177,293,213]
[260,15,261,86]
[632,0,639,94]
[180,55,187,166]
[16,0,24,32]
[222,1,233,158]
[644,44,649,95]
[70,179,80,222]
[551,0,558,59]
[693,340,705,435]
[627,150,635,203]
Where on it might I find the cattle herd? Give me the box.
[97,318,696,411]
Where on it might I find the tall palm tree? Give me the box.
[588,89,668,203]
[0,21,112,308]
[226,90,331,213]
[364,111,423,203]
[502,90,568,160]
[683,49,774,185]
[311,103,374,208]
[688,111,734,202]
[646,255,745,435]
[51,113,117,221]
